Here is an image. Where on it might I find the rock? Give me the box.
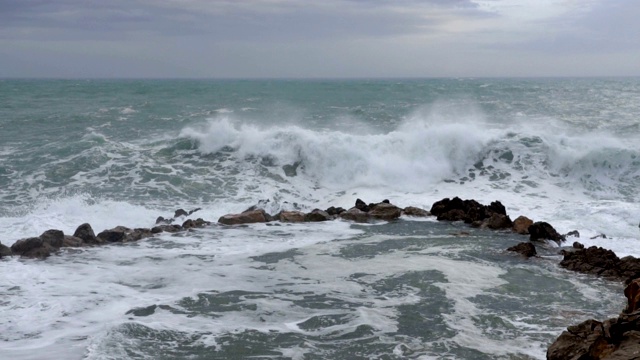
[566,230,580,238]
[437,209,466,222]
[188,208,202,215]
[591,233,607,239]
[573,241,585,249]
[11,237,44,255]
[218,209,268,225]
[0,242,12,257]
[528,222,565,243]
[62,235,84,247]
[304,209,331,222]
[368,203,402,221]
[402,206,430,217]
[560,246,620,279]
[282,161,300,177]
[152,224,182,233]
[339,208,370,223]
[546,319,610,360]
[512,216,533,235]
[624,279,640,313]
[355,198,369,212]
[156,216,172,225]
[97,228,127,243]
[40,229,64,248]
[278,211,306,223]
[73,223,98,244]
[182,218,210,229]
[23,243,54,259]
[430,197,510,225]
[485,213,513,230]
[507,242,537,258]
[488,201,507,216]
[174,209,188,218]
[125,228,154,242]
[325,206,346,216]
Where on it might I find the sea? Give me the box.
[1,78,639,359]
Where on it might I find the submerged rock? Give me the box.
[529,222,565,243]
[507,242,537,258]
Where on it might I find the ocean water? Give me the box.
[0,78,639,359]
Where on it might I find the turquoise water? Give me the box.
[1,78,639,359]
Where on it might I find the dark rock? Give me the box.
[278,211,306,223]
[437,209,466,222]
[282,162,300,177]
[430,197,510,225]
[188,208,202,215]
[218,209,268,225]
[325,206,346,216]
[381,199,390,204]
[40,229,64,248]
[174,209,188,218]
[156,216,172,225]
[559,246,629,280]
[73,223,98,244]
[573,241,585,249]
[547,319,609,360]
[566,230,580,238]
[339,208,369,223]
[591,233,607,239]
[304,209,331,222]
[0,242,12,257]
[507,242,537,258]
[125,228,154,242]
[11,237,44,255]
[62,235,84,247]
[488,201,507,216]
[23,243,54,259]
[97,228,127,243]
[485,213,513,230]
[402,206,430,217]
[182,218,210,229]
[512,216,533,235]
[152,224,182,233]
[355,198,370,212]
[528,222,565,243]
[368,203,402,221]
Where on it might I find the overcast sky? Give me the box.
[1,0,638,78]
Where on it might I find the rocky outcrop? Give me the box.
[430,197,512,229]
[507,242,537,258]
[512,216,533,235]
[547,279,640,360]
[529,221,565,243]
[218,209,269,225]
[560,246,640,282]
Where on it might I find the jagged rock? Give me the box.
[624,280,640,313]
[325,206,346,216]
[218,209,268,225]
[355,198,370,212]
[305,209,331,222]
[560,246,620,279]
[402,206,430,217]
[488,201,507,216]
[547,319,611,360]
[512,216,533,235]
[339,208,369,223]
[278,211,306,223]
[73,223,98,244]
[182,218,210,229]
[368,203,402,221]
[156,216,172,225]
[507,242,537,258]
[0,242,12,257]
[174,209,188,218]
[437,209,467,222]
[430,197,509,224]
[97,228,127,243]
[528,221,565,243]
[40,229,64,248]
[62,235,84,247]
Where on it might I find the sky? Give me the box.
[0,0,638,78]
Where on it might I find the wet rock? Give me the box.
[188,208,202,216]
[565,230,580,238]
[560,246,620,279]
[573,241,585,249]
[278,211,306,223]
[547,319,611,360]
[325,206,346,216]
[11,237,44,255]
[430,197,509,225]
[437,209,467,222]
[0,242,12,257]
[528,222,565,243]
[155,216,172,225]
[402,206,430,217]
[40,229,64,248]
[507,242,537,258]
[62,235,84,247]
[355,198,370,212]
[97,228,127,243]
[485,213,513,230]
[174,209,188,218]
[282,161,300,177]
[73,223,98,244]
[182,218,210,229]
[151,224,182,233]
[512,216,533,235]
[591,233,607,239]
[218,209,268,225]
[339,208,370,223]
[304,209,331,222]
[368,203,402,221]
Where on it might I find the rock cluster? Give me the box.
[559,246,640,283]
[547,278,640,360]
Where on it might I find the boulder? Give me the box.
[325,206,346,216]
[560,246,620,279]
[430,197,510,225]
[304,209,331,222]
[62,235,84,247]
[573,242,585,249]
[151,224,182,233]
[97,228,127,243]
[218,209,268,225]
[11,237,44,255]
[182,218,210,229]
[156,216,172,225]
[339,208,370,223]
[355,198,370,212]
[512,216,533,235]
[40,229,64,248]
[485,213,513,230]
[73,223,98,244]
[547,319,611,360]
[368,203,402,221]
[507,242,537,258]
[565,230,580,238]
[402,206,430,217]
[174,209,188,218]
[278,211,306,223]
[528,222,565,243]
[0,242,12,257]
[437,209,467,222]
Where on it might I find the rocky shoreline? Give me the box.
[1,196,637,359]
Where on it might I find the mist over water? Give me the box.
[1,78,639,359]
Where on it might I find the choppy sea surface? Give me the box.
[1,78,639,359]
